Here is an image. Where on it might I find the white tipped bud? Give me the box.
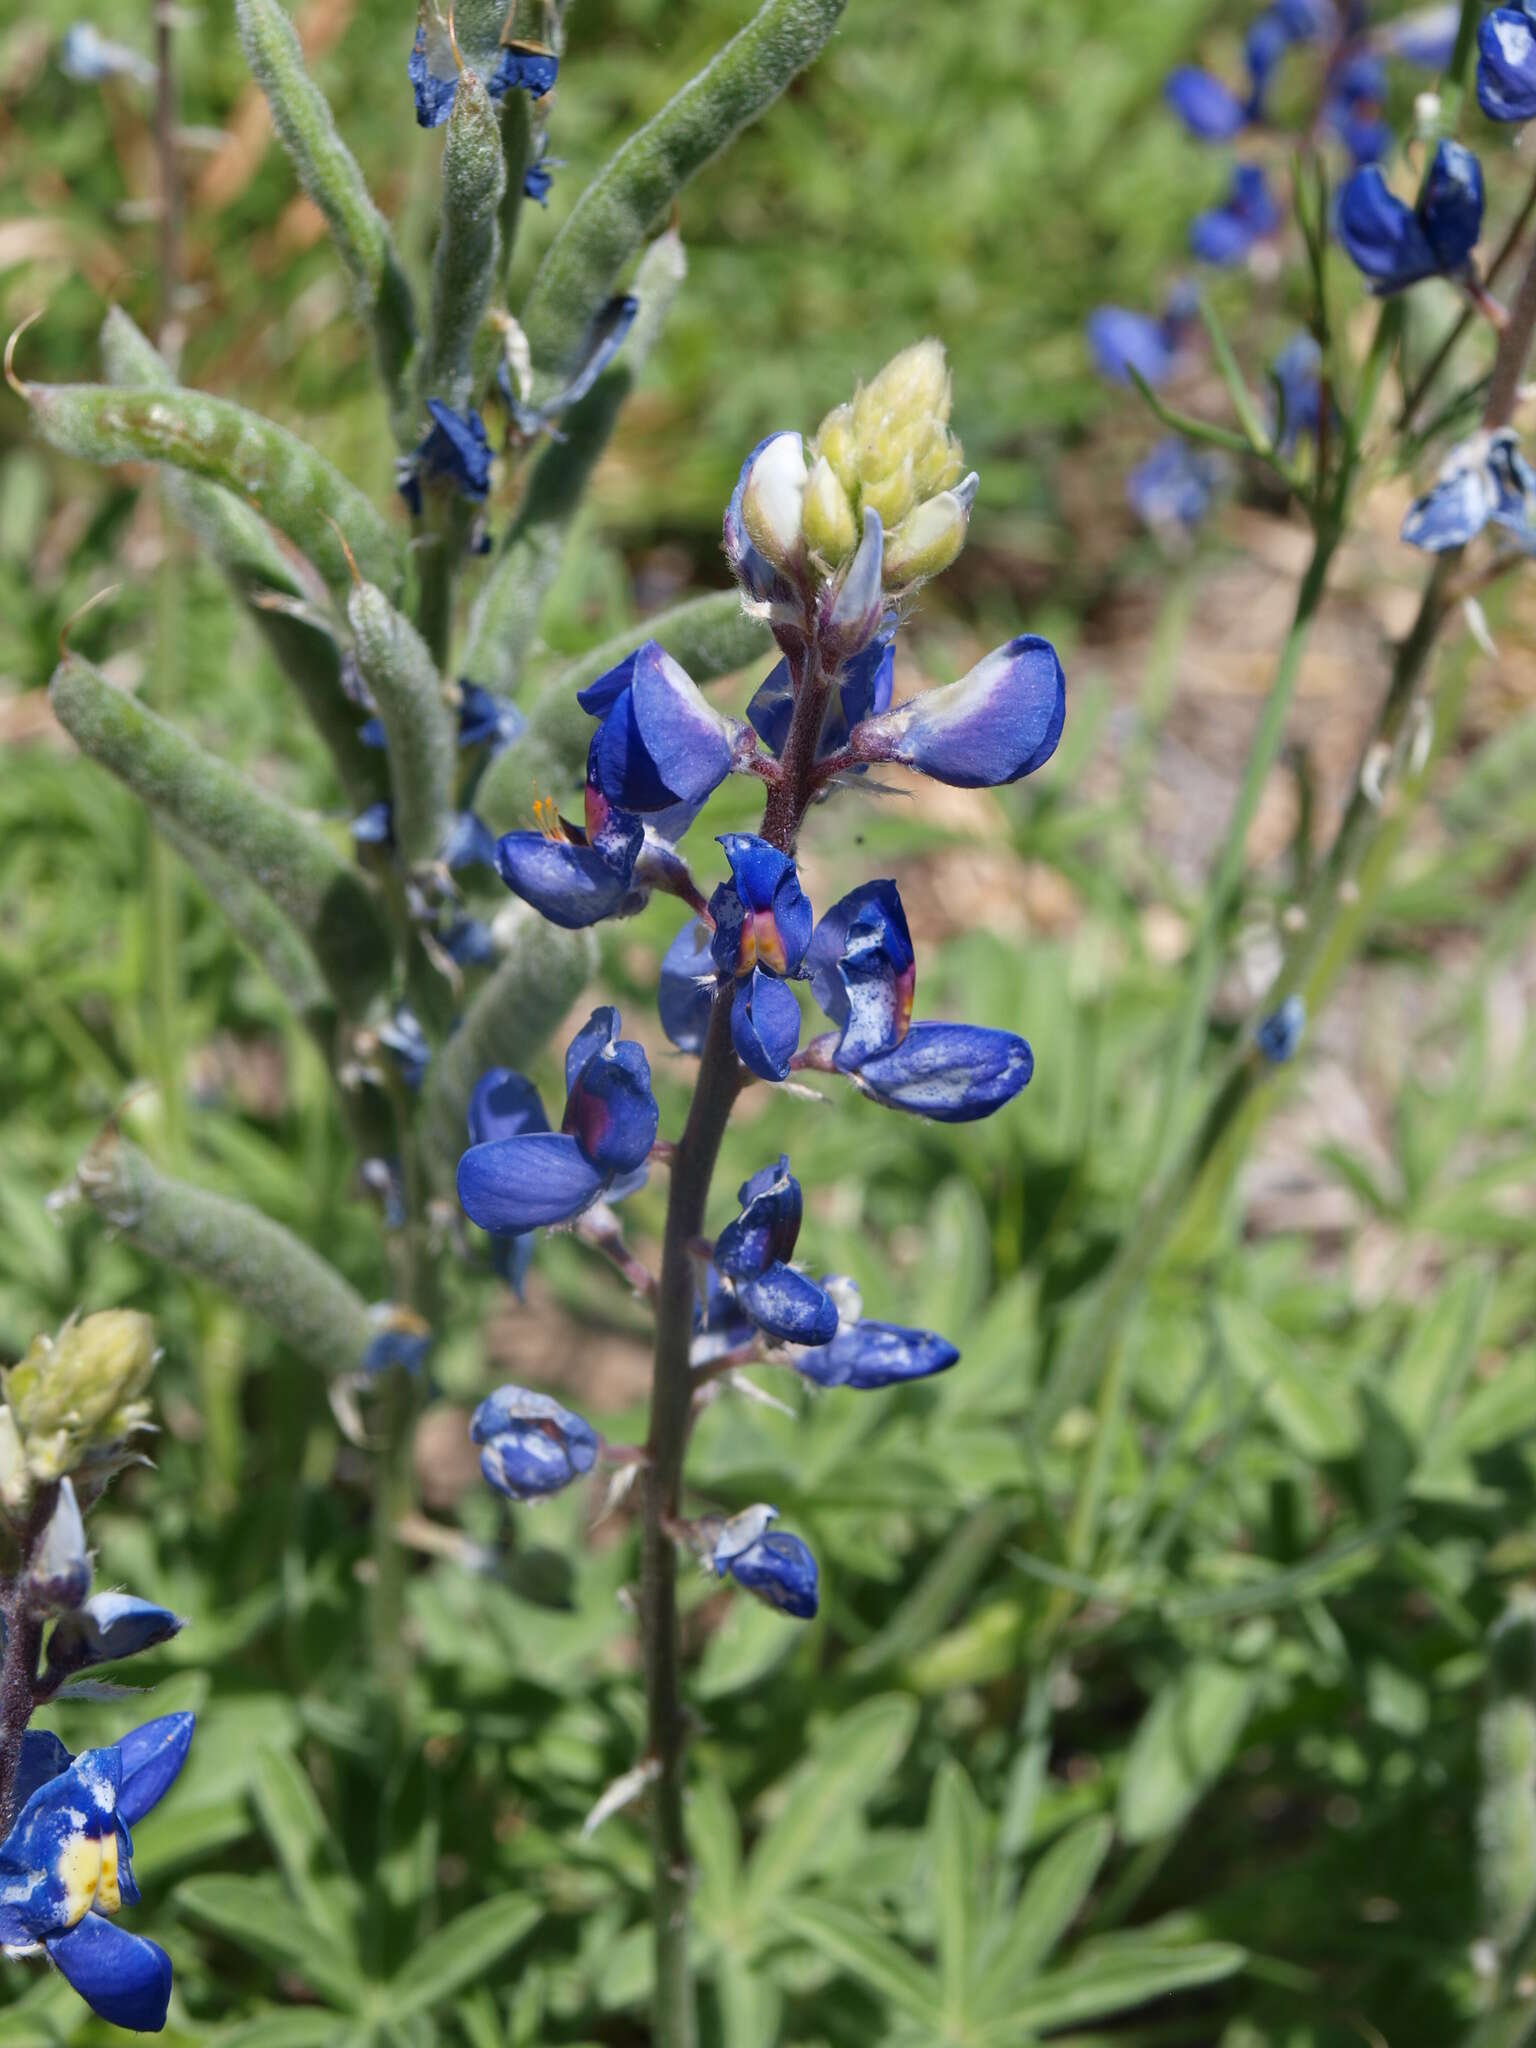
[740,432,808,575]
[801,455,859,562]
[825,508,885,661]
[883,483,974,586]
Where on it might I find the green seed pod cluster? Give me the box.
[0,1311,158,1506]
[1479,1595,1536,1955]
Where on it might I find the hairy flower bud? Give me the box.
[883,476,976,587]
[6,1312,157,1482]
[740,432,809,575]
[800,455,858,563]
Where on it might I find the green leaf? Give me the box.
[771,1897,941,2026]
[49,656,393,1009]
[847,1503,1012,1678]
[1195,294,1273,453]
[1215,1297,1361,1462]
[979,1941,1247,2038]
[930,1760,986,2020]
[235,0,418,432]
[23,380,402,601]
[1385,1265,1489,1443]
[79,1139,375,1380]
[212,2016,356,2048]
[520,0,848,381]
[178,1874,366,2011]
[250,1747,354,1955]
[477,590,770,834]
[742,1695,918,1916]
[388,1896,540,2018]
[976,1815,1114,2011]
[1117,1660,1256,1845]
[157,818,332,1034]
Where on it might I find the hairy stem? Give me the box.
[642,989,742,2048]
[0,1492,56,1834]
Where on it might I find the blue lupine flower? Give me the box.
[59,23,156,85]
[804,881,915,1072]
[410,22,557,128]
[1378,5,1458,71]
[1165,64,1257,141]
[1255,993,1306,1063]
[1323,51,1391,165]
[1401,428,1536,552]
[453,683,525,754]
[691,1267,756,1366]
[848,634,1065,788]
[494,750,647,929]
[351,800,393,849]
[0,1714,193,2031]
[458,1008,656,1231]
[1126,438,1223,534]
[464,1068,548,1290]
[442,916,497,967]
[1087,284,1199,389]
[746,629,896,762]
[805,879,1034,1123]
[659,919,719,1054]
[360,1303,434,1375]
[523,157,555,204]
[578,641,741,828]
[45,1594,183,1680]
[1336,140,1484,294]
[1270,333,1326,456]
[501,294,638,435]
[471,1385,598,1501]
[441,811,498,873]
[708,836,814,980]
[790,1281,959,1390]
[488,43,558,100]
[1190,163,1280,266]
[713,1161,837,1346]
[397,401,492,515]
[377,1005,430,1090]
[730,970,802,1083]
[710,1507,818,1619]
[1479,8,1536,122]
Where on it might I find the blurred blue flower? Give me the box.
[523,157,555,204]
[0,1715,193,2031]
[1336,139,1483,293]
[1255,992,1306,1063]
[1323,50,1391,164]
[1087,283,1199,388]
[1270,333,1326,455]
[397,401,492,515]
[501,294,638,435]
[1126,438,1224,534]
[488,44,558,100]
[1401,428,1536,551]
[713,1160,837,1345]
[377,1005,430,1090]
[710,1507,818,1619]
[1190,163,1280,266]
[1479,7,1536,122]
[360,1302,434,1375]
[848,633,1065,788]
[59,23,156,85]
[458,1008,656,1232]
[658,918,717,1054]
[455,683,525,754]
[472,1385,598,1500]
[1376,4,1458,69]
[410,24,557,128]
[1165,64,1259,141]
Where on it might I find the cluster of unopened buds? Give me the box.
[455,340,1064,1611]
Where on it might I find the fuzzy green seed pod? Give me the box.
[22,380,402,602]
[49,655,392,1009]
[347,581,455,869]
[424,68,507,412]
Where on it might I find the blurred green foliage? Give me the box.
[3,1,1536,2045]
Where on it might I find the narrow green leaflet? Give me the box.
[1215,1296,1362,1462]
[23,380,402,601]
[771,1897,942,2028]
[519,0,848,380]
[930,1760,987,2021]
[235,0,418,430]
[250,1747,354,1954]
[1117,1660,1256,1845]
[740,1694,917,1918]
[976,1815,1114,2011]
[177,1874,366,2012]
[387,1896,540,2018]
[79,1140,375,1381]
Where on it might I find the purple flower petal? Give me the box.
[806,880,916,1069]
[47,1917,172,2033]
[853,635,1065,788]
[737,1264,838,1345]
[855,1021,1034,1123]
[731,968,801,1082]
[494,824,641,928]
[466,1070,550,1145]
[1165,65,1251,139]
[720,1530,819,1618]
[659,919,718,1053]
[458,1132,608,1229]
[793,1320,960,1389]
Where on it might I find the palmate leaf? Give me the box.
[977,1940,1248,2041]
[249,1747,355,1956]
[974,1816,1115,2012]
[1116,1659,1257,1846]
[770,1897,943,2028]
[387,1896,541,2018]
[177,1873,366,2013]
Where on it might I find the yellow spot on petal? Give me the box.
[55,1833,103,1929]
[95,1831,120,1916]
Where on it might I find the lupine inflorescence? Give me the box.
[0,1314,192,2032]
[456,338,1064,1614]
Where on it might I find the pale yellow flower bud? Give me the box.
[813,403,860,494]
[860,454,917,530]
[7,1310,158,1480]
[800,456,858,563]
[883,485,973,587]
